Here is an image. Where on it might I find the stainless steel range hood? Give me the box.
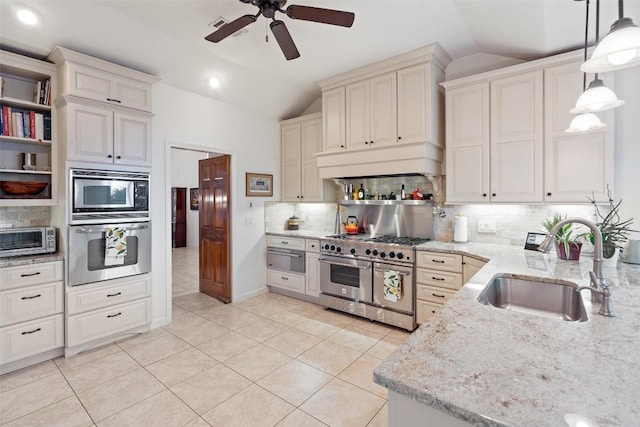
[316,141,443,179]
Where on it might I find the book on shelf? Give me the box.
[43,114,51,140]
[29,111,36,138]
[0,77,4,98]
[2,106,9,136]
[12,112,23,137]
[35,113,44,140]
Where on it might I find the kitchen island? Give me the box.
[374,242,640,427]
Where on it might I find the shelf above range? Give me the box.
[339,199,434,206]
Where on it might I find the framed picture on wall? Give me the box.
[190,188,200,210]
[246,173,273,197]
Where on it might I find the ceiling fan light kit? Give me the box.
[204,0,355,60]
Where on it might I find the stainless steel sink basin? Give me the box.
[477,275,588,322]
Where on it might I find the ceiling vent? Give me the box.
[208,17,248,38]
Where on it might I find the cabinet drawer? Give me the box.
[415,251,462,273]
[0,282,63,326]
[0,314,64,364]
[267,270,305,294]
[0,261,63,290]
[416,284,457,305]
[416,268,463,290]
[67,276,152,315]
[305,239,320,253]
[416,300,442,325]
[67,298,152,348]
[267,236,305,250]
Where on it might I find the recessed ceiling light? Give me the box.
[16,8,38,26]
[209,77,220,89]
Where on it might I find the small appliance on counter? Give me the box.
[287,216,299,230]
[0,226,56,257]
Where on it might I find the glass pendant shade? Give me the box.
[566,113,606,133]
[581,17,640,72]
[570,79,625,113]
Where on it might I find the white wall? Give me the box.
[170,148,208,248]
[151,82,280,326]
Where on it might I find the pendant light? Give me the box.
[571,0,624,114]
[567,0,606,133]
[582,0,640,72]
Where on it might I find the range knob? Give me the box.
[330,245,336,251]
[350,248,356,255]
[380,252,386,258]
[389,251,396,258]
[397,252,404,260]
[336,247,342,253]
[372,249,379,256]
[365,249,371,255]
[324,244,330,250]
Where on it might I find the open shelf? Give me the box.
[339,199,433,206]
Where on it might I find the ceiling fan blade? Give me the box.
[205,14,257,43]
[270,20,300,60]
[285,5,355,27]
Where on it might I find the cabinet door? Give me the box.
[305,252,320,298]
[544,62,612,202]
[490,71,543,202]
[445,83,490,202]
[66,62,112,103]
[66,103,114,164]
[322,87,346,151]
[281,122,302,202]
[113,76,152,111]
[462,256,486,283]
[397,63,431,144]
[300,117,323,201]
[345,80,370,150]
[113,112,151,167]
[369,72,397,147]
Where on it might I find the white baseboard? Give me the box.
[233,285,268,303]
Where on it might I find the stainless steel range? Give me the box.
[319,234,429,331]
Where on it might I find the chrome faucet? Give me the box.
[538,217,614,317]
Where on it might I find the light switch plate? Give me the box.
[478,220,497,233]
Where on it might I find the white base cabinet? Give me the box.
[267,236,320,301]
[0,260,65,373]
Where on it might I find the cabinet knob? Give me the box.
[340,145,345,148]
[370,140,374,144]
[398,136,402,140]
[482,193,487,197]
[116,155,122,160]
[547,192,552,196]
[492,193,496,197]
[296,196,300,198]
[107,154,113,159]
[364,141,369,145]
[300,196,304,199]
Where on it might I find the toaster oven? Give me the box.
[0,226,56,258]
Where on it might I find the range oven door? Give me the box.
[319,254,372,302]
[68,222,151,286]
[372,261,414,315]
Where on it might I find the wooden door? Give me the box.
[199,156,231,302]
[171,187,187,248]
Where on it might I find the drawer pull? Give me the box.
[21,327,41,335]
[106,98,122,103]
[107,312,122,318]
[107,292,122,297]
[432,293,446,298]
[432,277,445,281]
[281,276,289,281]
[281,241,289,245]
[20,271,41,277]
[21,294,42,300]
[431,259,445,263]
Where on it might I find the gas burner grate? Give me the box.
[364,236,431,246]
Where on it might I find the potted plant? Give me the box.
[541,212,583,260]
[583,188,637,265]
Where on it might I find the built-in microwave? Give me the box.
[70,168,150,225]
[0,227,56,258]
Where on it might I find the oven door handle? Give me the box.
[318,259,370,270]
[266,250,301,258]
[75,224,149,233]
[374,268,412,277]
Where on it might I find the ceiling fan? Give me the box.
[205,0,355,60]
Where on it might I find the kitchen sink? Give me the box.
[477,275,588,322]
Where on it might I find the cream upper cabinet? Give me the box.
[544,61,613,203]
[445,83,490,203]
[65,103,151,167]
[397,63,431,144]
[281,113,323,202]
[346,72,397,150]
[490,70,543,202]
[322,87,346,152]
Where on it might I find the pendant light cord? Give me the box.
[618,0,623,19]
[583,0,590,91]
[595,0,600,80]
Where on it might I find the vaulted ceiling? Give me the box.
[1,0,637,119]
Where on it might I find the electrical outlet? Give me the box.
[478,220,497,233]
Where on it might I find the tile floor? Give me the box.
[0,247,410,426]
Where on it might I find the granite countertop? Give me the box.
[374,242,640,427]
[266,230,332,239]
[0,253,64,268]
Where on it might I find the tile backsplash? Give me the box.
[0,206,51,228]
